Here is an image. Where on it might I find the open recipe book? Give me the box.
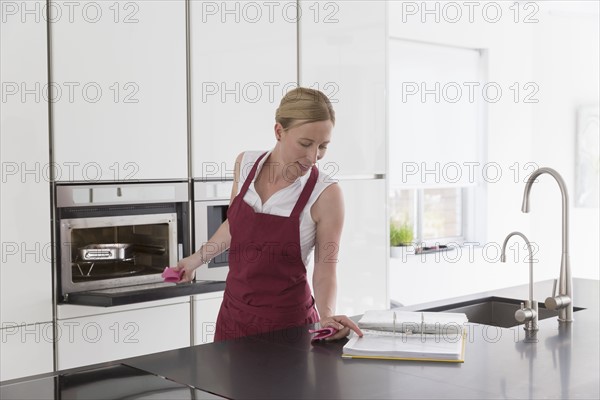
[342,310,468,363]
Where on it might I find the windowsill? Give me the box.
[390,242,487,258]
[390,245,454,259]
[415,244,454,255]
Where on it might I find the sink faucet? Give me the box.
[501,231,538,336]
[522,167,573,323]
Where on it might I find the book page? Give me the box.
[358,310,468,335]
[343,330,466,362]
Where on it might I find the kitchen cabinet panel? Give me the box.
[0,324,54,381]
[299,0,386,176]
[190,0,297,178]
[0,0,53,327]
[56,297,188,320]
[306,179,388,316]
[192,291,224,345]
[50,0,187,181]
[57,301,190,370]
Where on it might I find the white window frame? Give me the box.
[388,41,489,248]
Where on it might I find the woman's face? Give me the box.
[276,120,333,177]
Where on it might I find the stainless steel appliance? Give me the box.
[56,182,190,302]
[193,180,233,281]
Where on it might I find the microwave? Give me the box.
[55,182,190,301]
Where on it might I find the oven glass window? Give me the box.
[69,223,170,283]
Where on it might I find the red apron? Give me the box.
[215,152,320,341]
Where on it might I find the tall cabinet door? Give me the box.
[336,179,388,315]
[299,1,388,313]
[50,1,187,181]
[1,0,53,380]
[190,1,297,178]
[299,0,386,176]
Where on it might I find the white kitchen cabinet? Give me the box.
[190,0,297,178]
[298,0,388,315]
[306,179,388,316]
[1,1,53,329]
[50,0,187,181]
[192,291,224,345]
[56,300,190,370]
[299,0,386,176]
[0,323,54,381]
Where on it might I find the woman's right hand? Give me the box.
[173,255,202,283]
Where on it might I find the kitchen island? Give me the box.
[2,278,598,399]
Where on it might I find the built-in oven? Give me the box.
[193,180,233,281]
[55,182,190,303]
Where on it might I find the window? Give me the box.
[390,187,464,243]
[389,40,486,245]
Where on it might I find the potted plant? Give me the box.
[390,221,414,258]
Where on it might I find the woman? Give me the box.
[176,87,363,341]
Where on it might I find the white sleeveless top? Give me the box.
[238,150,335,267]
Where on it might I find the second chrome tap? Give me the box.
[501,231,538,337]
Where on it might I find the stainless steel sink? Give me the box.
[418,297,584,328]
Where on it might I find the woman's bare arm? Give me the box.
[311,183,363,338]
[176,152,244,282]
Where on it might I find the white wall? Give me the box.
[530,4,599,281]
[388,1,599,305]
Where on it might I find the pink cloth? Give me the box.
[309,327,339,342]
[161,267,183,283]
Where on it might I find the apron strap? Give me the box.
[238,151,268,197]
[238,151,318,217]
[290,166,319,217]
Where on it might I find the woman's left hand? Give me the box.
[319,315,363,341]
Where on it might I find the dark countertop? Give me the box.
[64,280,226,307]
[3,278,599,399]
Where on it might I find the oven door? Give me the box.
[60,213,178,295]
[194,199,230,281]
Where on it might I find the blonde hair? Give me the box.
[275,87,335,130]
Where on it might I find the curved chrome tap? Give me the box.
[501,231,538,336]
[522,167,573,323]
